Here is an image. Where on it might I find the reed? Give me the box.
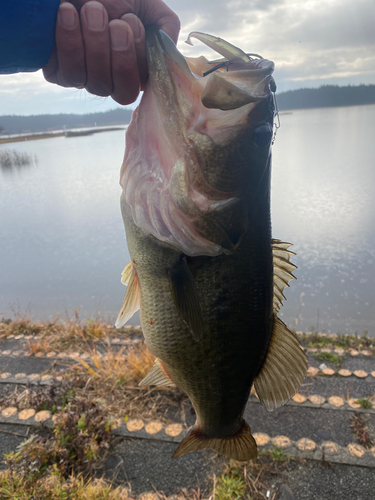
[0,148,36,168]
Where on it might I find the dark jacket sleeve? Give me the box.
[0,0,60,74]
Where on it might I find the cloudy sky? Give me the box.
[1,0,374,116]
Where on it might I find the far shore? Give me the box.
[0,126,126,145]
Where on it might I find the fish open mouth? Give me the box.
[145,27,275,111]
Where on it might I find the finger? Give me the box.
[109,20,141,105]
[43,3,86,87]
[136,0,180,44]
[43,47,59,84]
[81,1,112,96]
[121,14,148,89]
[69,0,181,43]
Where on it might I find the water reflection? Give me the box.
[0,148,37,173]
[0,105,375,334]
[271,104,375,334]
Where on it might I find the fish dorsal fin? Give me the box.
[139,358,176,387]
[254,316,307,411]
[168,257,204,341]
[272,239,297,312]
[173,419,257,461]
[115,262,141,328]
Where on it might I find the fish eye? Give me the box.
[253,124,273,148]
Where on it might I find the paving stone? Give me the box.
[1,407,17,417]
[18,409,36,420]
[145,422,163,435]
[253,433,270,446]
[165,424,183,437]
[244,404,355,447]
[108,438,225,496]
[309,395,325,405]
[328,397,344,407]
[297,438,316,451]
[348,399,361,409]
[126,419,144,432]
[272,436,291,448]
[35,411,51,422]
[293,393,307,403]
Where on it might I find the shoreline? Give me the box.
[0,126,126,145]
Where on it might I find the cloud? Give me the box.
[170,0,375,90]
[0,0,374,115]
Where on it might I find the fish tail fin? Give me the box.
[172,419,257,461]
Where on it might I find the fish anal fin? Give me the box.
[168,257,204,341]
[115,267,141,328]
[254,316,307,412]
[139,358,176,387]
[173,420,257,461]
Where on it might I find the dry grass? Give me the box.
[71,342,189,424]
[75,342,155,384]
[0,471,133,499]
[0,314,140,355]
[27,337,52,355]
[297,331,375,352]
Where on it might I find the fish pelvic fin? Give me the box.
[115,262,141,328]
[272,239,297,312]
[138,358,176,388]
[254,316,307,412]
[173,420,257,461]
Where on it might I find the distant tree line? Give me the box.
[277,84,375,111]
[1,85,375,133]
[0,108,132,134]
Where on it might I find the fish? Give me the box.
[115,27,307,461]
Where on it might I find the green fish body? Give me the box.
[116,28,307,461]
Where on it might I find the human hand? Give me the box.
[43,0,180,105]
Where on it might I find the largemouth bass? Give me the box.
[116,27,307,461]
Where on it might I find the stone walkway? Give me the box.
[0,332,375,499]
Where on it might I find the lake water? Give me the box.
[1,104,375,334]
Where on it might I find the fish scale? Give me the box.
[116,27,307,461]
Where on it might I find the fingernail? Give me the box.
[86,2,105,31]
[121,14,143,43]
[59,4,76,30]
[110,23,129,51]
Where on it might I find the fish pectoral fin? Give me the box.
[254,316,307,412]
[168,257,204,341]
[193,199,248,253]
[138,358,176,387]
[115,266,141,328]
[173,420,257,461]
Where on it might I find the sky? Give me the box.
[1,0,374,116]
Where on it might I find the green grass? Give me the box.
[215,463,248,500]
[269,446,287,462]
[356,397,373,409]
[313,352,343,367]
